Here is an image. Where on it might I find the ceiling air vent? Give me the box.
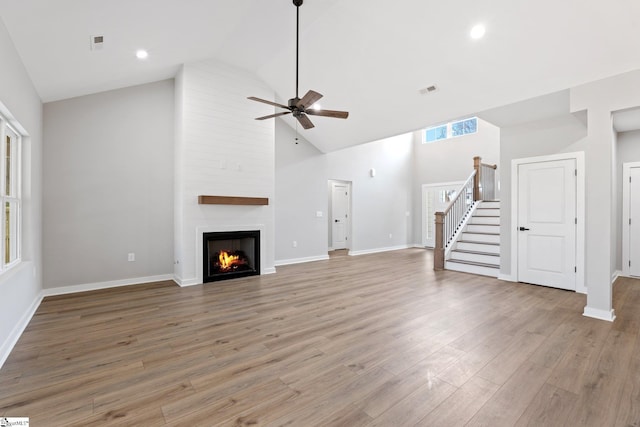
[90,35,104,51]
[419,85,438,95]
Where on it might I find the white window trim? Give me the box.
[423,117,478,143]
[0,116,22,273]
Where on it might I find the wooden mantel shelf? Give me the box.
[198,195,269,206]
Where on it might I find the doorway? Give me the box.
[622,162,640,277]
[329,180,351,251]
[421,181,463,248]
[511,152,585,292]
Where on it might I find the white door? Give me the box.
[422,182,463,247]
[517,159,576,290]
[630,167,640,276]
[331,182,349,250]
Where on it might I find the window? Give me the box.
[0,116,21,270]
[424,117,478,143]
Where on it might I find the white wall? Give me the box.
[616,130,640,272]
[174,59,275,284]
[570,69,640,319]
[0,19,43,367]
[274,120,329,264]
[326,134,413,254]
[412,118,500,244]
[43,80,175,289]
[498,113,587,276]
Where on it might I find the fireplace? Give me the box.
[203,230,260,283]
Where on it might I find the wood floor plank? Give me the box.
[418,376,500,426]
[565,329,637,426]
[364,376,457,426]
[359,345,466,418]
[466,360,552,426]
[613,350,640,427]
[514,383,578,427]
[0,249,636,426]
[546,317,613,394]
[476,331,546,385]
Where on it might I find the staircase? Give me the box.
[445,200,500,277]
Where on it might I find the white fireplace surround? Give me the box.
[178,224,274,287]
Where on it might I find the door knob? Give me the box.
[519,226,530,231]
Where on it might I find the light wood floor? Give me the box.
[1,248,639,426]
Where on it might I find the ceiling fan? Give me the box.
[247,0,349,130]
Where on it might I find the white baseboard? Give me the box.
[275,255,329,267]
[575,283,588,295]
[263,267,276,275]
[0,292,43,369]
[612,270,622,286]
[175,277,201,287]
[583,306,616,322]
[349,245,411,257]
[42,274,175,297]
[497,274,516,282]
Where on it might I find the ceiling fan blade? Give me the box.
[255,111,292,121]
[296,90,323,109]
[306,109,349,119]
[247,96,290,110]
[296,114,315,130]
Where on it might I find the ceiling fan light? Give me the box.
[311,103,322,111]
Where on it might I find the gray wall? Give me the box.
[274,120,329,262]
[498,113,587,276]
[326,134,414,254]
[274,128,414,262]
[616,130,640,271]
[412,118,500,245]
[43,80,175,288]
[0,19,43,365]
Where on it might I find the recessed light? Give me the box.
[470,24,486,40]
[136,49,149,59]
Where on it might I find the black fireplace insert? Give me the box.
[203,230,260,282]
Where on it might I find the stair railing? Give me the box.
[434,156,497,270]
[474,156,498,201]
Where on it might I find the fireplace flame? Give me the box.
[218,250,245,271]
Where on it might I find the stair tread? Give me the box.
[458,240,500,246]
[451,249,500,257]
[462,231,500,235]
[446,259,500,268]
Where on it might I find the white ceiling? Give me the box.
[1,0,640,152]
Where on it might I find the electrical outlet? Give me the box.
[128,253,135,262]
[292,241,297,248]
[389,233,393,239]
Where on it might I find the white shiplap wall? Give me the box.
[175,59,276,285]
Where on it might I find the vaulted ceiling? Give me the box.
[1,0,640,152]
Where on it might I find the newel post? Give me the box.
[434,211,445,270]
[473,156,481,201]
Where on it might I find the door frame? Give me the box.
[510,151,586,294]
[421,181,464,248]
[622,161,640,277]
[328,179,352,251]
